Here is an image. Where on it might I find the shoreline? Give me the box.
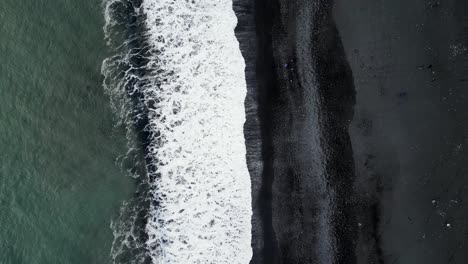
[234,0,359,262]
[233,0,269,263]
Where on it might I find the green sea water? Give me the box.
[0,1,135,263]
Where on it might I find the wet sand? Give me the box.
[235,0,357,263]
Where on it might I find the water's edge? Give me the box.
[233,0,359,263]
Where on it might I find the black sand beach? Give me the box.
[235,0,468,263]
[235,0,357,263]
[335,0,468,263]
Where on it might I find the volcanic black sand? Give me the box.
[235,0,468,263]
[235,0,357,263]
[335,0,468,263]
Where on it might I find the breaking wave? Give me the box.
[102,0,252,263]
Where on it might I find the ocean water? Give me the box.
[0,1,135,263]
[1,0,252,263]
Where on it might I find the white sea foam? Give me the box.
[102,0,252,262]
[141,0,252,263]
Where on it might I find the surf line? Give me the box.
[103,0,253,263]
